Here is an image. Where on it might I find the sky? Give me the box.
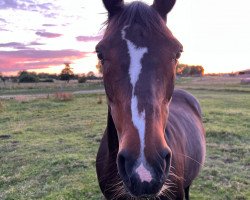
[0,0,250,75]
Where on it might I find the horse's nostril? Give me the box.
[117,151,133,183]
[160,149,171,160]
[118,153,126,177]
[160,149,171,173]
[165,151,171,168]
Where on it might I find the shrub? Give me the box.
[18,72,39,83]
[39,78,54,83]
[54,92,74,101]
[78,75,87,83]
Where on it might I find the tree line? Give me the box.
[96,61,204,77]
[0,63,100,83]
[176,64,204,77]
[0,62,204,84]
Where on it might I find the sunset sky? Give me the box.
[0,0,250,75]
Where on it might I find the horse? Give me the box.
[95,0,206,199]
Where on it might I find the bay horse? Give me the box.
[96,0,206,199]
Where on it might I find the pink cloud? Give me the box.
[0,49,91,73]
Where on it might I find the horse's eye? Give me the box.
[97,51,104,61]
[176,52,182,59]
[96,51,105,65]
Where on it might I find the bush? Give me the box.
[39,78,54,83]
[19,74,39,83]
[18,71,39,83]
[78,76,87,83]
[11,77,18,83]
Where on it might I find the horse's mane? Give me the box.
[105,1,168,37]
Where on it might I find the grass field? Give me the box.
[0,77,249,200]
[0,80,104,96]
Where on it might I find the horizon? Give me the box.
[2,66,249,77]
[1,0,250,75]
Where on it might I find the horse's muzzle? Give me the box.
[117,148,171,197]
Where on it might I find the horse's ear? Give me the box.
[152,0,176,22]
[102,0,124,18]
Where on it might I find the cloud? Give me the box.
[42,23,57,27]
[0,28,9,31]
[42,12,57,18]
[76,35,103,42]
[0,0,57,18]
[0,0,53,11]
[0,18,7,23]
[37,3,52,10]
[0,0,19,9]
[0,42,23,47]
[0,18,8,31]
[29,41,44,46]
[0,42,32,50]
[36,31,62,38]
[0,42,44,50]
[0,49,85,59]
[0,49,91,73]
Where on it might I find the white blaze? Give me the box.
[135,163,153,183]
[122,26,152,183]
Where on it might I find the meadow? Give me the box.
[0,80,104,96]
[0,76,249,200]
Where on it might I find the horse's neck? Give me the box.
[106,107,119,152]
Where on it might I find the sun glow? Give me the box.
[27,54,98,75]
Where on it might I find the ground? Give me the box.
[0,76,249,200]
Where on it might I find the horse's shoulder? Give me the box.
[171,89,202,117]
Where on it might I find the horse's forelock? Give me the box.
[105,1,167,37]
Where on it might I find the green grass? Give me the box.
[187,90,250,200]
[0,77,250,199]
[0,80,104,95]
[0,95,106,200]
[176,76,250,93]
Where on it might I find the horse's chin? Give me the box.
[122,182,165,199]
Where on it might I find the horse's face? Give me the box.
[96,0,182,197]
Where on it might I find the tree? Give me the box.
[78,73,87,83]
[182,66,191,76]
[176,64,187,76]
[0,72,6,86]
[86,71,97,80]
[176,64,204,76]
[18,71,39,83]
[196,66,204,76]
[60,63,74,83]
